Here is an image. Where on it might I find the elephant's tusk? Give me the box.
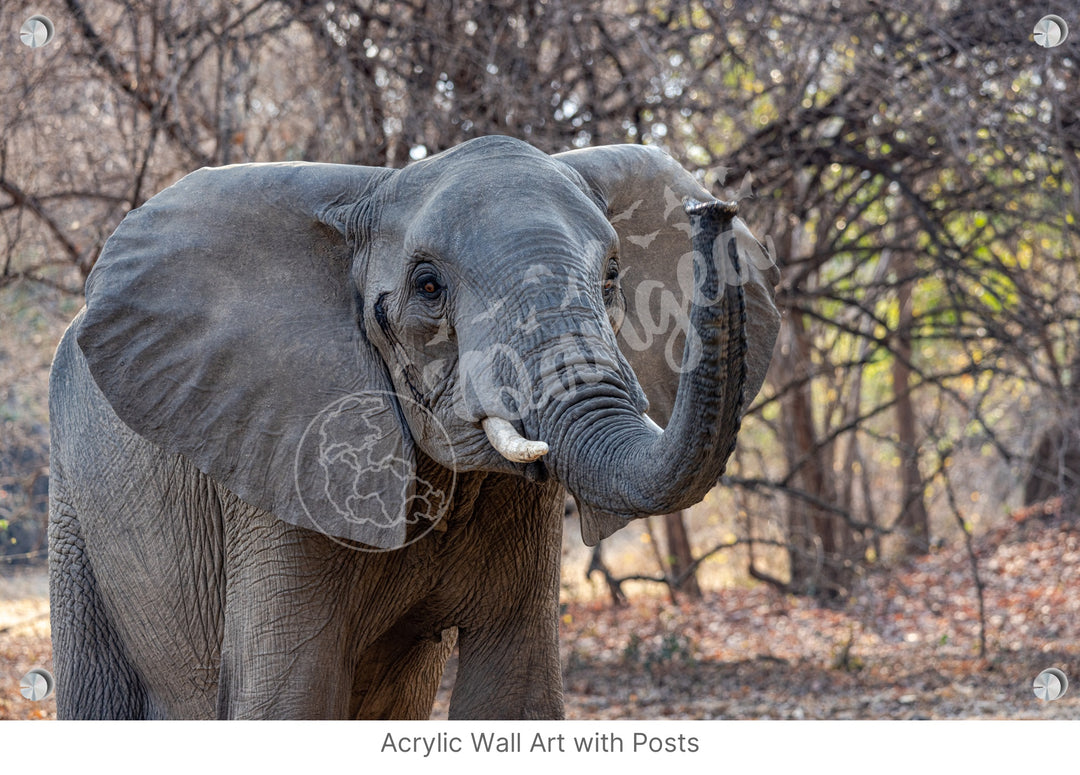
[642,414,664,435]
[482,416,549,463]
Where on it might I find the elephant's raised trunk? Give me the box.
[547,199,749,544]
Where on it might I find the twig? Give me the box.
[586,544,627,607]
[937,447,987,658]
[643,516,677,603]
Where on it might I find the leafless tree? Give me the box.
[679,0,1080,596]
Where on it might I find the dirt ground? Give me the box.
[3,503,1078,720]
[0,568,53,720]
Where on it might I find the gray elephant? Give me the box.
[48,136,780,719]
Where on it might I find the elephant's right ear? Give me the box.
[78,162,422,550]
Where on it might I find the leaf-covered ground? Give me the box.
[550,502,1080,719]
[3,503,1077,720]
[0,569,53,720]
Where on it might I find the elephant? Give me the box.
[48,135,780,719]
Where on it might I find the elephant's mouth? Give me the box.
[523,459,550,483]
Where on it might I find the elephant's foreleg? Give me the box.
[48,473,155,719]
[450,617,564,719]
[351,626,457,719]
[447,483,565,719]
[216,505,371,719]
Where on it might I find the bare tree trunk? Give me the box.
[663,511,702,600]
[1025,353,1080,518]
[893,260,929,554]
[782,310,842,596]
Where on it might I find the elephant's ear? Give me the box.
[556,145,781,428]
[78,162,420,550]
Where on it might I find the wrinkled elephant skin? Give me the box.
[48,136,780,719]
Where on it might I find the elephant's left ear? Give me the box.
[555,145,781,428]
[77,162,422,550]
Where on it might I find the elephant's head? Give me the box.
[77,136,779,549]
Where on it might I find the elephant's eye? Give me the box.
[415,271,444,299]
[602,261,620,305]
